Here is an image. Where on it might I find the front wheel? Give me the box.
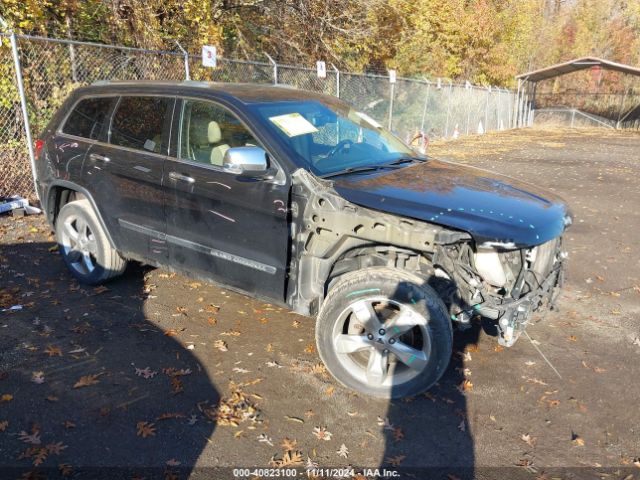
[316,267,453,398]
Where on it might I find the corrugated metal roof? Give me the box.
[517,57,640,82]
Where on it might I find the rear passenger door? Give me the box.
[54,96,116,191]
[82,95,175,263]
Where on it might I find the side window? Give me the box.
[179,99,259,166]
[62,97,114,140]
[110,96,171,154]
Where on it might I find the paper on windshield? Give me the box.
[269,113,318,137]
[354,111,382,129]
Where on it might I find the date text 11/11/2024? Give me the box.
[232,468,400,478]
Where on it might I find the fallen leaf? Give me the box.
[270,450,303,467]
[312,426,333,441]
[46,442,67,455]
[521,433,535,447]
[257,433,274,446]
[135,367,158,379]
[1,393,14,402]
[31,372,45,384]
[284,415,304,424]
[213,340,228,352]
[393,427,405,442]
[166,459,181,466]
[336,443,349,458]
[44,345,63,357]
[571,433,585,446]
[19,430,42,445]
[59,463,73,476]
[281,438,298,451]
[136,421,156,438]
[0,420,8,431]
[458,379,473,393]
[73,373,102,389]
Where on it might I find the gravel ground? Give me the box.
[0,127,639,479]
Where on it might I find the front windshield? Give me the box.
[248,100,417,176]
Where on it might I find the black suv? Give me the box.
[35,81,571,398]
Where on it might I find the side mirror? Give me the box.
[222,146,271,178]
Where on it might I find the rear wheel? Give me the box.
[316,267,453,398]
[56,199,126,284]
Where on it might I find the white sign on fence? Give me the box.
[388,69,397,84]
[202,45,217,68]
[316,61,326,79]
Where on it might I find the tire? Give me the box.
[316,267,453,398]
[55,199,127,284]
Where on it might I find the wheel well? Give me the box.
[326,246,426,294]
[48,186,87,224]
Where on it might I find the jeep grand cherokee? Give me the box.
[35,81,571,398]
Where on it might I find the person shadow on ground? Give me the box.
[380,280,480,480]
[0,241,220,479]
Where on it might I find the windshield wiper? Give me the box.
[387,155,428,165]
[320,164,402,179]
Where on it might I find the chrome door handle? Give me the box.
[89,153,110,162]
[168,171,195,183]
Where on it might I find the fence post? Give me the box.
[420,79,431,133]
[388,78,395,131]
[66,17,78,82]
[496,88,502,130]
[445,80,452,138]
[265,53,278,85]
[174,41,190,80]
[9,32,38,200]
[514,79,521,128]
[331,64,340,98]
[484,86,490,132]
[465,82,471,135]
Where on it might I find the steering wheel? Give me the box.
[325,139,354,159]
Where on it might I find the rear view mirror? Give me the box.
[222,146,271,178]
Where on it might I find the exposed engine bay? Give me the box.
[288,169,567,347]
[431,238,566,346]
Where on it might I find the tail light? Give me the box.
[34,139,44,159]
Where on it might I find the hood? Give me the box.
[333,159,571,248]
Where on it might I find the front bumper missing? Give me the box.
[487,255,564,347]
[437,240,566,347]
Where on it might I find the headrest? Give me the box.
[208,121,222,143]
[189,114,210,146]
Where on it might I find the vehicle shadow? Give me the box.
[0,241,219,478]
[381,280,481,479]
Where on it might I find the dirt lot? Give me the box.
[1,127,639,479]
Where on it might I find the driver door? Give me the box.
[163,98,290,301]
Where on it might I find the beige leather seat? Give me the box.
[208,121,230,166]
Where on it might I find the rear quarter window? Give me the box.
[62,97,114,140]
[110,96,172,154]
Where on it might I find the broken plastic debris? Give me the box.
[0,196,41,215]
[2,305,23,312]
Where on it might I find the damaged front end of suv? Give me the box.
[431,237,567,346]
[288,159,571,349]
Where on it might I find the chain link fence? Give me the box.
[0,33,519,200]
